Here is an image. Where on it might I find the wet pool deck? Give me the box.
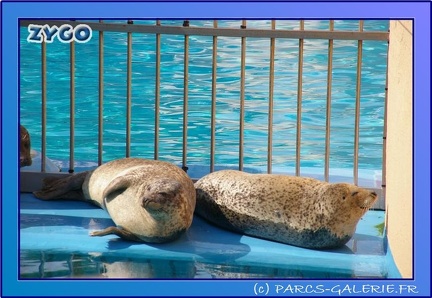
[19,191,400,279]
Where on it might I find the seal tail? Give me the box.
[33,172,88,201]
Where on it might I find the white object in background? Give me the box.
[20,150,61,173]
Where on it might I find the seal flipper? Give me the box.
[98,174,135,209]
[102,175,133,201]
[90,226,142,242]
[33,171,89,201]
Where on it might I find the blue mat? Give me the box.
[20,193,398,278]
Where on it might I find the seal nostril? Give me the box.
[141,198,149,208]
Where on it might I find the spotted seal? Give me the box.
[33,158,196,243]
[194,170,378,249]
[20,125,32,167]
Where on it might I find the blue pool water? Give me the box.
[19,20,392,279]
[20,20,388,177]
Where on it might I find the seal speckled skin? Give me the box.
[20,125,32,167]
[33,158,196,243]
[195,170,378,249]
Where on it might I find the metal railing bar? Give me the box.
[69,40,75,173]
[324,20,334,182]
[295,20,304,176]
[98,20,104,166]
[23,19,388,197]
[41,41,47,172]
[210,20,218,173]
[353,20,364,185]
[381,30,390,204]
[239,20,246,171]
[154,20,161,160]
[20,20,389,41]
[182,20,189,172]
[267,20,276,174]
[126,20,133,158]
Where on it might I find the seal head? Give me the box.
[20,125,32,167]
[319,183,377,238]
[141,179,183,210]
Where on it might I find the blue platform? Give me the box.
[19,192,400,279]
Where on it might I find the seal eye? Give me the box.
[342,196,346,200]
[158,191,177,199]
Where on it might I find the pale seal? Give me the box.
[33,158,196,243]
[20,125,32,167]
[194,170,378,249]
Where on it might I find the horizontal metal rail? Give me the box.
[20,20,389,41]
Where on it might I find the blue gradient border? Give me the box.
[2,1,430,297]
